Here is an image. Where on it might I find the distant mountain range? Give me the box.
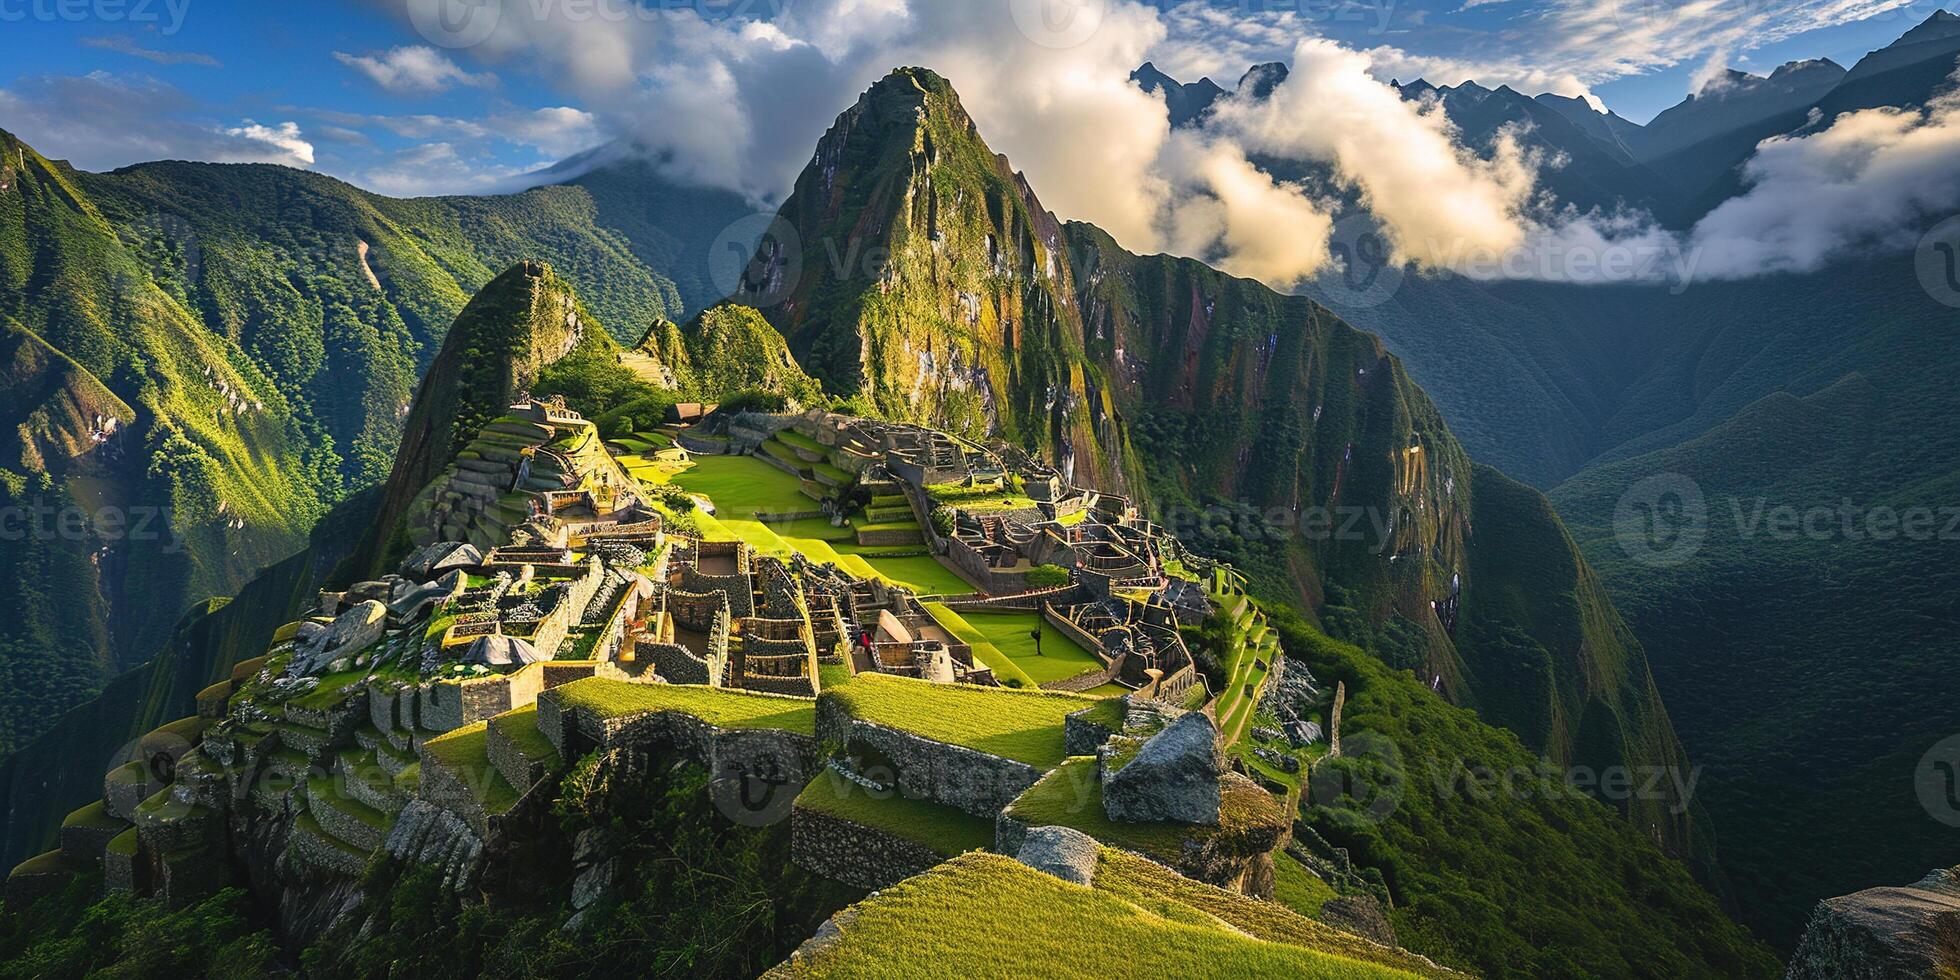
[1126,9,1960,950]
[1138,9,1960,225]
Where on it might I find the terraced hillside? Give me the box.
[742,69,1701,861]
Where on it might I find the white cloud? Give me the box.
[352,141,534,197]
[222,121,315,165]
[333,45,496,95]
[1688,75,1960,277]
[0,72,315,170]
[81,34,222,68]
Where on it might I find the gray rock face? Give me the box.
[294,600,387,674]
[1786,866,1960,979]
[1102,710,1223,825]
[1016,825,1100,886]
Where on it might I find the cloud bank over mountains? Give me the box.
[398,0,1960,287]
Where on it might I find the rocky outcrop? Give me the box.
[1786,866,1960,979]
[1102,710,1223,825]
[1015,826,1099,886]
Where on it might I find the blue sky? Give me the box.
[0,0,1949,196]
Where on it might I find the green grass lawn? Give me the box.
[1273,851,1338,917]
[774,429,825,454]
[549,677,815,734]
[418,723,521,814]
[820,673,1093,769]
[959,611,1103,684]
[773,851,1442,979]
[921,603,1035,688]
[669,454,814,516]
[858,554,971,595]
[487,704,559,765]
[794,774,994,857]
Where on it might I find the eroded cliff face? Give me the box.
[1786,867,1960,979]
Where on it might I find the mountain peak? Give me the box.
[1238,62,1290,100]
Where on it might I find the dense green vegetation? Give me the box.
[1273,607,1778,978]
[0,878,278,978]
[308,760,856,979]
[1336,252,1960,947]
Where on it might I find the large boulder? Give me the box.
[1015,826,1099,886]
[1786,866,1960,979]
[1101,709,1223,824]
[294,600,387,673]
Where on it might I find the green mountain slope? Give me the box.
[1279,613,1778,977]
[0,259,607,866]
[0,128,331,755]
[624,304,823,403]
[1331,254,1959,948]
[340,260,621,583]
[0,127,747,759]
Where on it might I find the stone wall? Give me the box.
[534,690,821,793]
[790,801,943,890]
[815,704,1041,819]
[941,537,1032,594]
[642,641,712,685]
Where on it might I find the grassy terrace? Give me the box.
[1002,757,1285,866]
[1274,851,1338,917]
[1093,850,1450,977]
[794,774,993,857]
[670,453,814,516]
[921,603,1031,687]
[819,673,1094,769]
[420,723,520,814]
[959,611,1102,685]
[550,677,816,734]
[1212,594,1280,746]
[654,452,969,595]
[487,704,560,765]
[771,852,1442,979]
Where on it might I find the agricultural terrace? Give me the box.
[650,452,969,595]
[925,606,1102,686]
[818,673,1096,769]
[793,776,994,858]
